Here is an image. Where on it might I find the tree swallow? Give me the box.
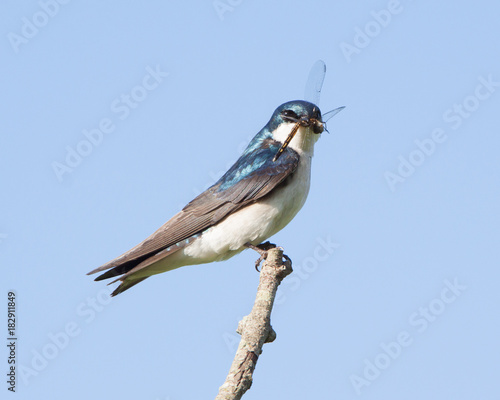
[88,100,344,296]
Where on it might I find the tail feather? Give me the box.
[93,254,151,281]
[110,277,148,297]
[89,239,190,296]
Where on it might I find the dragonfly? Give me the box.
[273,60,345,162]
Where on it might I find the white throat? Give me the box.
[272,122,320,156]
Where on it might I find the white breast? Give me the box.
[183,124,318,263]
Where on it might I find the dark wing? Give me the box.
[87,138,299,280]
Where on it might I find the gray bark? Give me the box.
[215,247,293,400]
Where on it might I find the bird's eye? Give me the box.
[281,109,299,122]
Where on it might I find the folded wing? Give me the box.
[87,138,299,290]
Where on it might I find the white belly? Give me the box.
[182,154,313,262]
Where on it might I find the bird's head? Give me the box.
[266,100,344,160]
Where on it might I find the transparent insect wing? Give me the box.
[304,60,326,106]
[322,106,346,123]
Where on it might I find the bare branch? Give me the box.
[215,247,293,400]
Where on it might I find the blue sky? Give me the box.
[2,1,499,399]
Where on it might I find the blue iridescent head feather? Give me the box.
[241,100,322,156]
[266,100,322,131]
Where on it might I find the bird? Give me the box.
[87,100,344,296]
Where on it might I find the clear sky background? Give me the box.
[2,1,500,399]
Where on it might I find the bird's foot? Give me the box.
[244,241,278,271]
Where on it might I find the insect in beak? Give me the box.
[273,106,345,162]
